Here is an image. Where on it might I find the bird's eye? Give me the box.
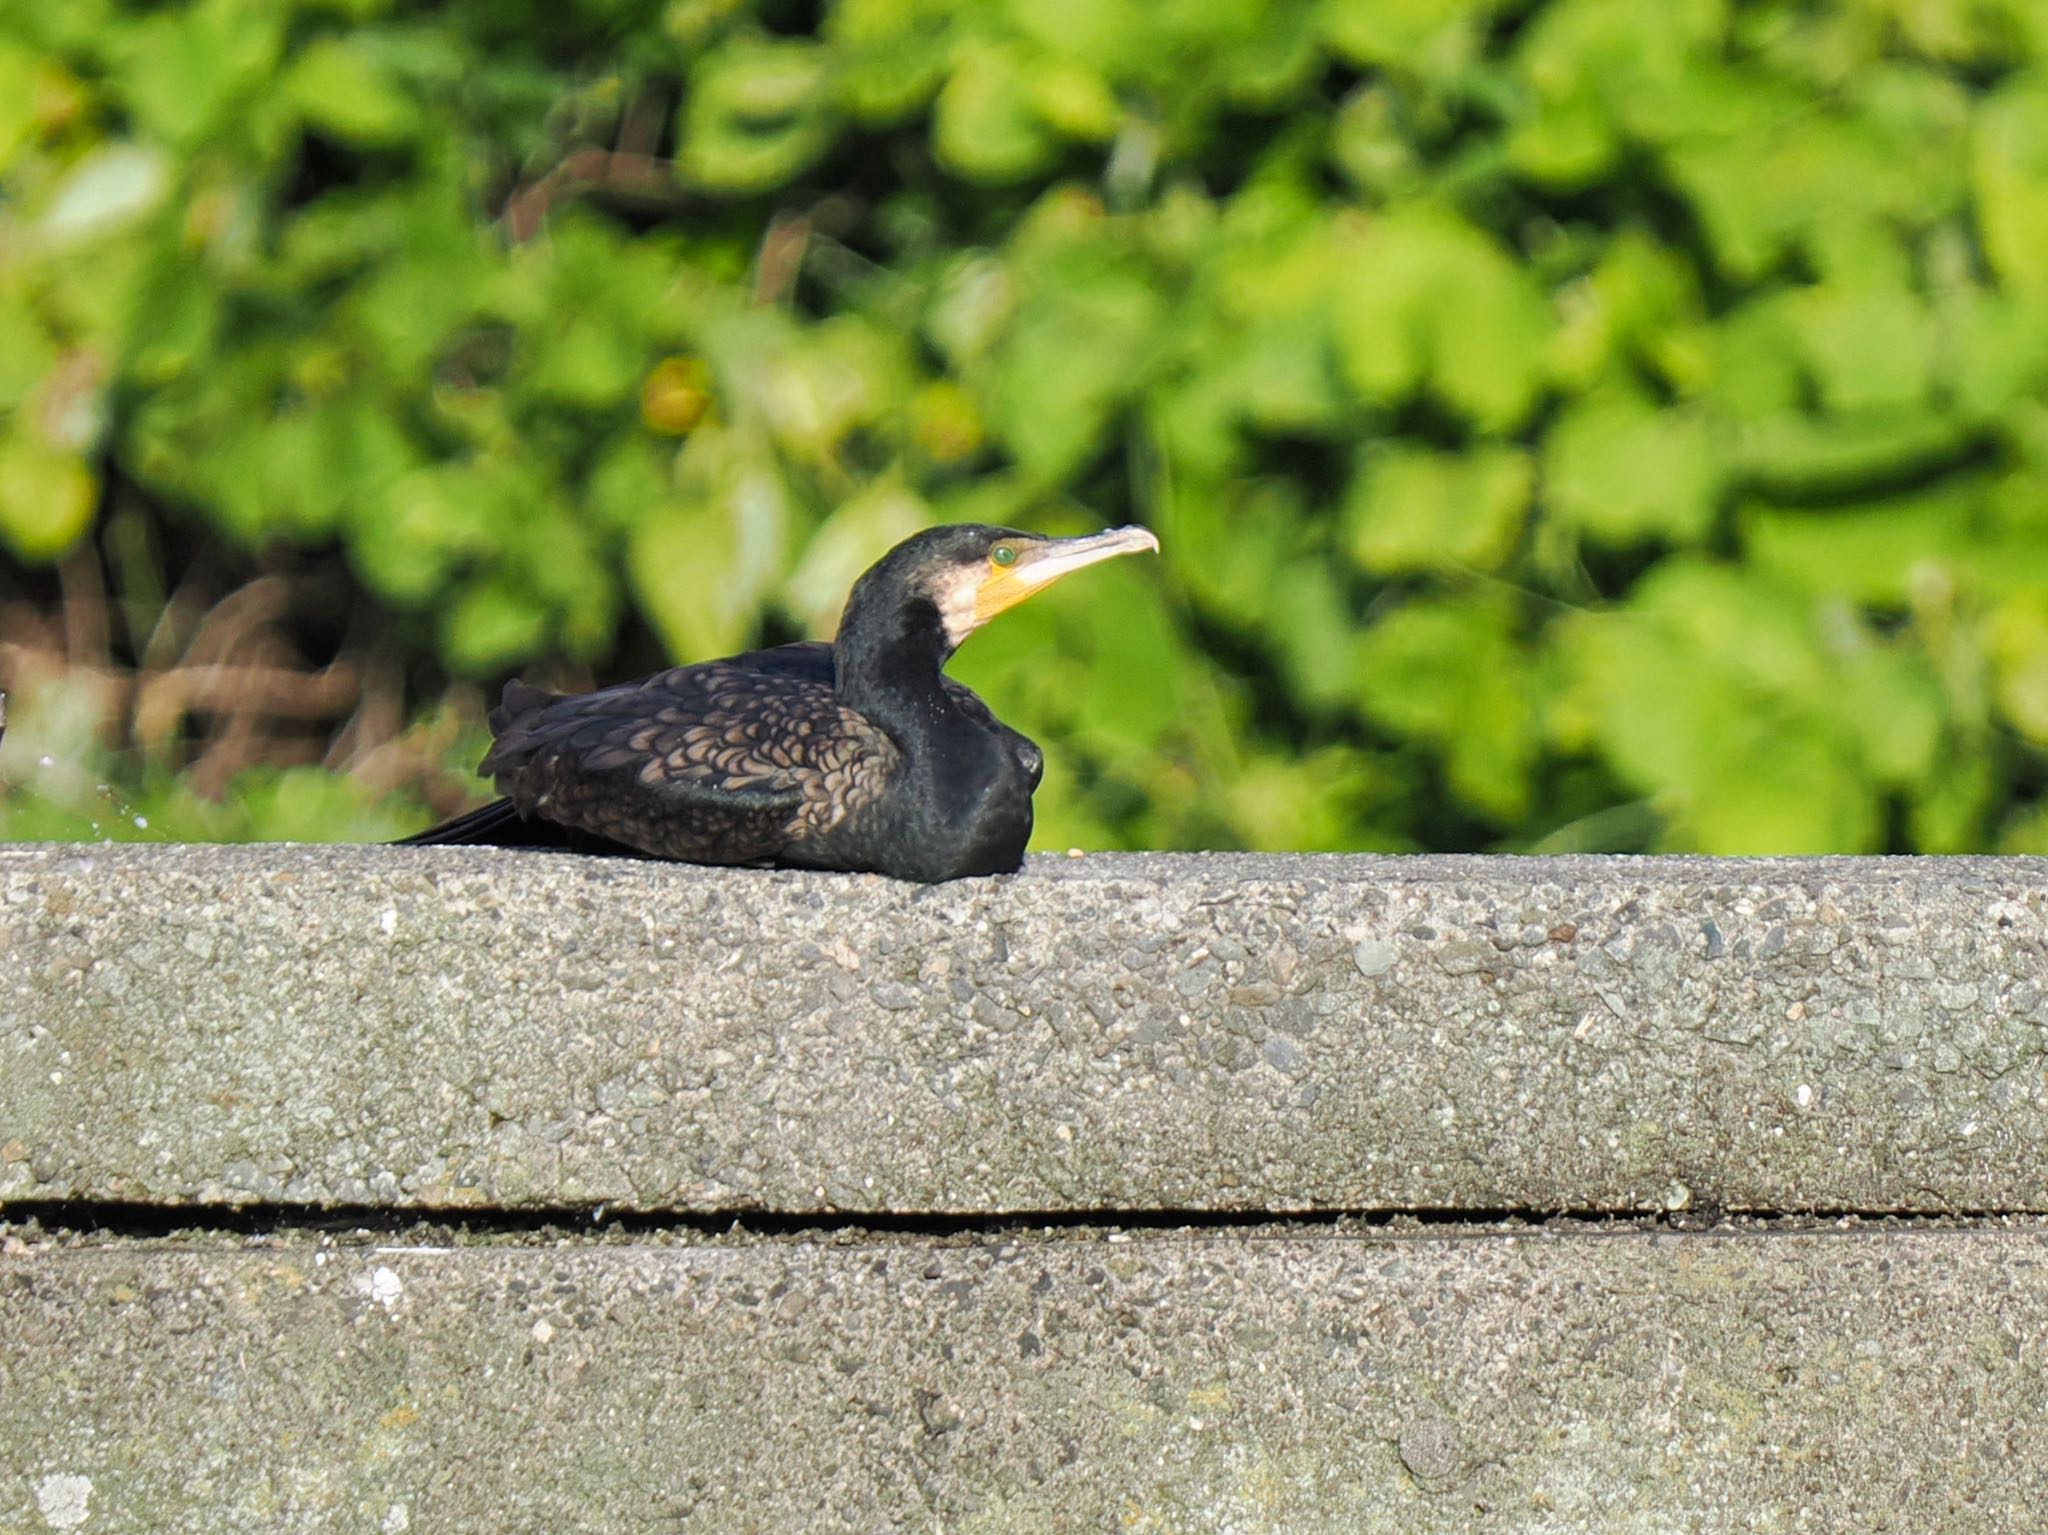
[990,545,1017,568]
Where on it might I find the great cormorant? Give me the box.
[400,523,1160,882]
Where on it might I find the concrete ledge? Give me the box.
[3,1222,2044,1532]
[5,845,2048,1214]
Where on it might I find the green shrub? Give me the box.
[4,0,2048,853]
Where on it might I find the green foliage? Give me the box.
[0,761,429,844]
[5,0,2048,852]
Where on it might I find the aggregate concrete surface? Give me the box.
[5,845,2048,1214]
[2,1222,2043,1533]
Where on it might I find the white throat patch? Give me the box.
[933,568,984,648]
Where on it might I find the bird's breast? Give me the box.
[880,731,1035,880]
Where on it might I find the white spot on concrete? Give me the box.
[1794,1084,1813,1109]
[364,1265,402,1311]
[1664,1181,1692,1212]
[382,1503,410,1532]
[378,908,398,936]
[34,1473,92,1529]
[1352,939,1399,977]
[531,1319,555,1345]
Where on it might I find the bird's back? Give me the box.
[405,642,1042,874]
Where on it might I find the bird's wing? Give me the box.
[481,657,898,864]
[936,677,1044,787]
[675,639,1044,785]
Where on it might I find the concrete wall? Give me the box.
[4,846,2047,1531]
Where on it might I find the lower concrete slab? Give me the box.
[3,1221,2043,1532]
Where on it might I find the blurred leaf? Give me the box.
[1223,747,1393,852]
[1549,231,1707,393]
[1344,442,1530,575]
[1331,208,1550,431]
[781,481,931,635]
[1561,561,1935,853]
[1989,595,2048,743]
[1788,281,1932,413]
[1911,749,1996,854]
[0,295,58,412]
[1947,288,2048,419]
[1831,639,1945,789]
[1002,0,1129,66]
[1700,291,1805,422]
[286,36,417,147]
[1508,0,1724,183]
[1029,57,1120,142]
[907,378,986,462]
[352,464,494,605]
[828,0,955,123]
[0,42,43,174]
[1331,85,1423,197]
[1353,594,1536,821]
[36,144,170,247]
[1732,408,1979,498]
[1742,486,1976,606]
[1269,558,1359,714]
[0,432,97,561]
[679,38,836,192]
[1543,387,1719,545]
[1505,85,1615,187]
[1974,74,2048,293]
[629,426,792,660]
[1323,0,1497,77]
[926,254,1016,370]
[1151,470,1299,629]
[642,355,714,435]
[114,3,283,147]
[985,237,1163,482]
[934,40,1056,184]
[442,571,551,675]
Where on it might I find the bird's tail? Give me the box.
[398,678,647,855]
[397,680,566,847]
[394,795,647,856]
[394,798,538,846]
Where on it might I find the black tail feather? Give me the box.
[394,798,648,857]
[395,798,535,846]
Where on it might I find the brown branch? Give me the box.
[57,544,108,669]
[502,147,686,244]
[753,212,812,307]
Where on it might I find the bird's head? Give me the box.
[844,522,1162,653]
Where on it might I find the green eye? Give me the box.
[990,545,1017,567]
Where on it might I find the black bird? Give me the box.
[401,522,1160,882]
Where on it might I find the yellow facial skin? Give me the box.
[969,525,1161,628]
